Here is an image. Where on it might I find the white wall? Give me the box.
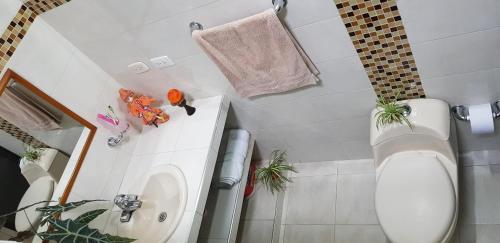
[0,10,138,203]
[398,0,500,152]
[34,0,500,162]
[39,0,375,163]
[0,130,25,155]
[0,0,22,32]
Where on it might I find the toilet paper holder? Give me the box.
[451,100,500,121]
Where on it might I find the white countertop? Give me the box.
[110,95,229,243]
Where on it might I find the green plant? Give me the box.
[255,150,297,194]
[0,200,135,243]
[22,146,43,162]
[375,93,412,130]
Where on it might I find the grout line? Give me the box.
[290,15,343,31]
[410,26,500,46]
[421,66,500,82]
[334,166,340,226]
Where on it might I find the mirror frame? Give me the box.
[0,68,97,204]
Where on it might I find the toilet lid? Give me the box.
[376,153,455,243]
[15,176,54,232]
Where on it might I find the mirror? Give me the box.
[0,69,96,240]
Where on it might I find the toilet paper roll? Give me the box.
[469,103,495,135]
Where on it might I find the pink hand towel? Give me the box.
[192,9,319,98]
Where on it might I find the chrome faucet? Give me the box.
[114,194,142,223]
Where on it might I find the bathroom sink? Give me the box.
[117,164,188,243]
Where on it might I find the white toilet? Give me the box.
[370,99,458,243]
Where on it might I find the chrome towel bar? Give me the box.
[189,0,287,34]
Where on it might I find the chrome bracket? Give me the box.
[451,100,500,122]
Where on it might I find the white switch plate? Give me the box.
[128,62,150,74]
[150,56,175,68]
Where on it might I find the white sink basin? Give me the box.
[117,164,188,243]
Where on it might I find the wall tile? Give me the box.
[291,17,356,64]
[41,0,126,46]
[412,28,500,79]
[5,19,72,93]
[282,0,339,29]
[77,32,150,75]
[129,12,201,61]
[423,68,500,106]
[94,0,218,30]
[399,0,500,43]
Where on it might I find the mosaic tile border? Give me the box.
[24,0,72,15]
[334,0,425,100]
[0,117,48,148]
[0,5,37,73]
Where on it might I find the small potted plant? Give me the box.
[20,146,43,167]
[374,93,413,130]
[255,150,297,194]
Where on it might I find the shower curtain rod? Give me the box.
[189,0,287,33]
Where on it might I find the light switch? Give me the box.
[150,56,175,69]
[128,62,150,74]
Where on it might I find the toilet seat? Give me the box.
[375,152,456,243]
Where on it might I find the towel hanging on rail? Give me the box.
[192,9,319,98]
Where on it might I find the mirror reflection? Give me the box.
[0,78,84,241]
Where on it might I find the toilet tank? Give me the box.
[370,99,456,165]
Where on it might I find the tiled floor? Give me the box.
[237,156,500,243]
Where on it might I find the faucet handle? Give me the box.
[115,194,138,201]
[114,194,141,209]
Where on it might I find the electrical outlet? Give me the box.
[128,62,150,74]
[150,56,175,69]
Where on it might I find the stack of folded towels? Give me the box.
[215,129,250,188]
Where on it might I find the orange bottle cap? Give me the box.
[168,89,184,105]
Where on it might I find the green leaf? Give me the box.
[105,235,136,243]
[256,150,297,194]
[38,218,135,243]
[37,200,106,226]
[74,209,108,225]
[374,91,413,130]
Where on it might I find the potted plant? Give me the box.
[0,200,135,242]
[255,150,297,194]
[374,93,413,130]
[20,146,43,167]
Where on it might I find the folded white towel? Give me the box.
[225,139,249,157]
[216,129,250,188]
[228,129,250,142]
[217,153,246,188]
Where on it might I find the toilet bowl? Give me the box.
[15,176,55,232]
[370,99,458,243]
